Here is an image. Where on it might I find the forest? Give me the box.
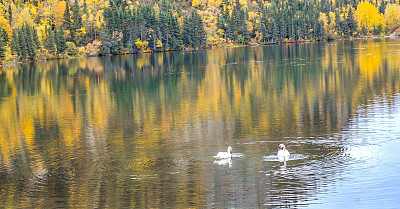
[0,0,399,63]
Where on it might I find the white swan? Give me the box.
[277,144,290,162]
[213,146,232,160]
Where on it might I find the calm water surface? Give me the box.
[1,39,400,208]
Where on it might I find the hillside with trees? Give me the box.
[0,0,399,63]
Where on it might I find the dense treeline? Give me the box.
[259,0,326,42]
[100,0,206,54]
[0,0,399,63]
[217,0,250,43]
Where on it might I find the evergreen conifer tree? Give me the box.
[83,0,88,16]
[347,7,357,36]
[169,14,182,49]
[182,11,206,48]
[18,26,27,59]
[25,24,37,59]
[8,5,12,26]
[378,1,386,14]
[72,0,83,45]
[194,11,206,46]
[0,28,8,60]
[33,27,40,49]
[11,30,19,55]
[58,26,67,54]
[64,1,75,44]
[72,0,83,29]
[315,20,324,40]
[46,26,56,53]
[182,15,192,47]
[335,11,342,36]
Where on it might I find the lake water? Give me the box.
[1,39,400,208]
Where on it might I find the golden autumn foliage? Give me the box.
[77,27,87,36]
[2,0,400,64]
[328,11,336,32]
[192,0,200,7]
[319,12,328,30]
[85,40,102,54]
[355,1,385,33]
[385,4,400,32]
[16,7,34,28]
[238,0,248,10]
[207,33,226,46]
[0,15,11,38]
[135,38,149,52]
[156,39,163,48]
[53,0,67,27]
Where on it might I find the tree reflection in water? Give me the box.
[1,39,400,208]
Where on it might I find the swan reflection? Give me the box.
[214,158,233,168]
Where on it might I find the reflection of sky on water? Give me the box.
[307,94,400,208]
[263,153,308,162]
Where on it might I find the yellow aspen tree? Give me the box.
[156,39,163,48]
[356,1,385,33]
[385,4,400,32]
[192,0,200,7]
[0,16,11,38]
[135,39,148,52]
[53,0,67,27]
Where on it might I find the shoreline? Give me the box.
[1,35,393,68]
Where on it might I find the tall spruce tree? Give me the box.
[11,30,19,55]
[72,0,83,45]
[0,28,8,60]
[17,26,27,59]
[45,26,56,53]
[33,27,40,49]
[169,13,182,49]
[24,24,37,59]
[55,26,67,54]
[378,1,386,14]
[64,1,75,43]
[72,0,82,29]
[8,5,12,26]
[183,10,206,48]
[236,0,250,43]
[347,7,357,36]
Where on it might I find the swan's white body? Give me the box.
[214,146,232,160]
[277,144,290,162]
